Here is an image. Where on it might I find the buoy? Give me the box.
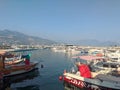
[59,76,63,81]
[41,64,44,68]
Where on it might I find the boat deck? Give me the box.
[95,74,120,83]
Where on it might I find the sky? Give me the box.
[0,0,120,42]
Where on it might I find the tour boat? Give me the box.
[60,55,120,90]
[0,51,38,77]
[3,62,38,77]
[63,71,120,90]
[0,65,39,90]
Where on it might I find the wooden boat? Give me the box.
[0,65,39,90]
[2,62,38,77]
[5,68,39,87]
[60,55,120,90]
[4,68,39,90]
[0,51,38,77]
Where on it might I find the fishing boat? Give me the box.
[3,62,38,77]
[0,66,39,90]
[60,55,120,90]
[0,51,38,77]
[8,68,39,83]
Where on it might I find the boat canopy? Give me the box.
[0,50,6,55]
[73,55,104,61]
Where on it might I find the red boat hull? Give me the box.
[63,76,116,90]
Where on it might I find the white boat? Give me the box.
[5,58,25,65]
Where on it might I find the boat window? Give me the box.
[111,64,117,68]
[112,58,118,60]
[95,62,103,66]
[103,63,118,68]
[79,59,87,64]
[74,58,87,64]
[103,64,109,67]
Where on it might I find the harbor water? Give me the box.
[9,49,73,90]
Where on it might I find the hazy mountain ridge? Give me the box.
[0,30,57,45]
[59,39,119,46]
[0,30,119,46]
[71,39,120,46]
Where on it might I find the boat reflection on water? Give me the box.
[4,68,40,90]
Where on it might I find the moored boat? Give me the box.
[3,62,38,77]
[63,71,120,90]
[0,51,38,77]
[60,55,120,90]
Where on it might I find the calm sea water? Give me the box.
[9,49,74,90]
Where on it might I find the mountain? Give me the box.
[0,30,57,45]
[0,30,119,46]
[70,39,120,46]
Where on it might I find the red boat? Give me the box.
[60,55,120,90]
